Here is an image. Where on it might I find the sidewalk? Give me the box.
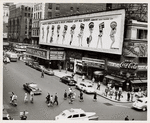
[53,69,137,103]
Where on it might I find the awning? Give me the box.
[131,80,147,84]
[105,75,125,83]
[94,71,103,75]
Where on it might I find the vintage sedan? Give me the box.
[75,82,95,94]
[40,65,54,76]
[60,76,77,86]
[132,97,147,111]
[55,108,98,120]
[23,83,42,95]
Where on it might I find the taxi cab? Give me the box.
[55,108,98,120]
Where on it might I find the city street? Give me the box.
[3,61,147,120]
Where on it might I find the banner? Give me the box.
[39,9,125,55]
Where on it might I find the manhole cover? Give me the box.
[103,103,113,106]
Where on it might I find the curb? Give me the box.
[54,74,132,104]
[97,93,133,103]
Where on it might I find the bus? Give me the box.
[5,52,18,62]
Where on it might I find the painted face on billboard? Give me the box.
[87,22,94,47]
[70,24,76,45]
[110,21,117,49]
[78,23,85,46]
[97,22,104,48]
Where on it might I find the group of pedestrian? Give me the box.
[46,93,58,107]
[127,91,134,102]
[24,91,34,103]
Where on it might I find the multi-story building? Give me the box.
[3,4,10,42]
[8,3,33,44]
[26,3,147,91]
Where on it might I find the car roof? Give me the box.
[63,108,85,115]
[28,83,37,86]
[80,82,92,86]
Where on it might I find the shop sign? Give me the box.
[107,61,120,68]
[50,51,65,60]
[26,47,48,59]
[82,57,105,68]
[120,61,138,70]
[138,65,147,70]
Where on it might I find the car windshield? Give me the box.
[137,99,143,103]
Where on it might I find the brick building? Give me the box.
[8,3,33,43]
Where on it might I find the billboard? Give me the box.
[39,9,125,54]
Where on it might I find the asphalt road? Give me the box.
[3,61,147,120]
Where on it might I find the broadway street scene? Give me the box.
[3,2,147,121]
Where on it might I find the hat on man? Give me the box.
[89,22,94,29]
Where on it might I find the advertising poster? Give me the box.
[39,10,125,54]
[123,42,147,57]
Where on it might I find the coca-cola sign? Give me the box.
[120,61,138,70]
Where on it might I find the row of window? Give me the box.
[32,22,39,28]
[25,25,32,30]
[25,13,33,17]
[3,12,9,16]
[32,29,39,36]
[33,12,42,19]
[137,29,147,39]
[34,4,42,11]
[48,3,60,10]
[24,6,33,11]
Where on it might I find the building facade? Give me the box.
[3,4,9,41]
[8,3,33,44]
[26,3,147,91]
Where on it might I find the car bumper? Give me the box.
[33,92,42,95]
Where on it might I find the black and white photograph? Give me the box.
[2,1,148,122]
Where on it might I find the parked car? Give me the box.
[132,97,147,111]
[40,65,54,76]
[75,82,95,94]
[35,65,43,71]
[32,62,39,69]
[60,76,77,86]
[55,108,98,120]
[23,83,42,95]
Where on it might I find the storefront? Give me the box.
[26,47,49,66]
[103,75,125,89]
[49,48,66,69]
[82,57,105,81]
